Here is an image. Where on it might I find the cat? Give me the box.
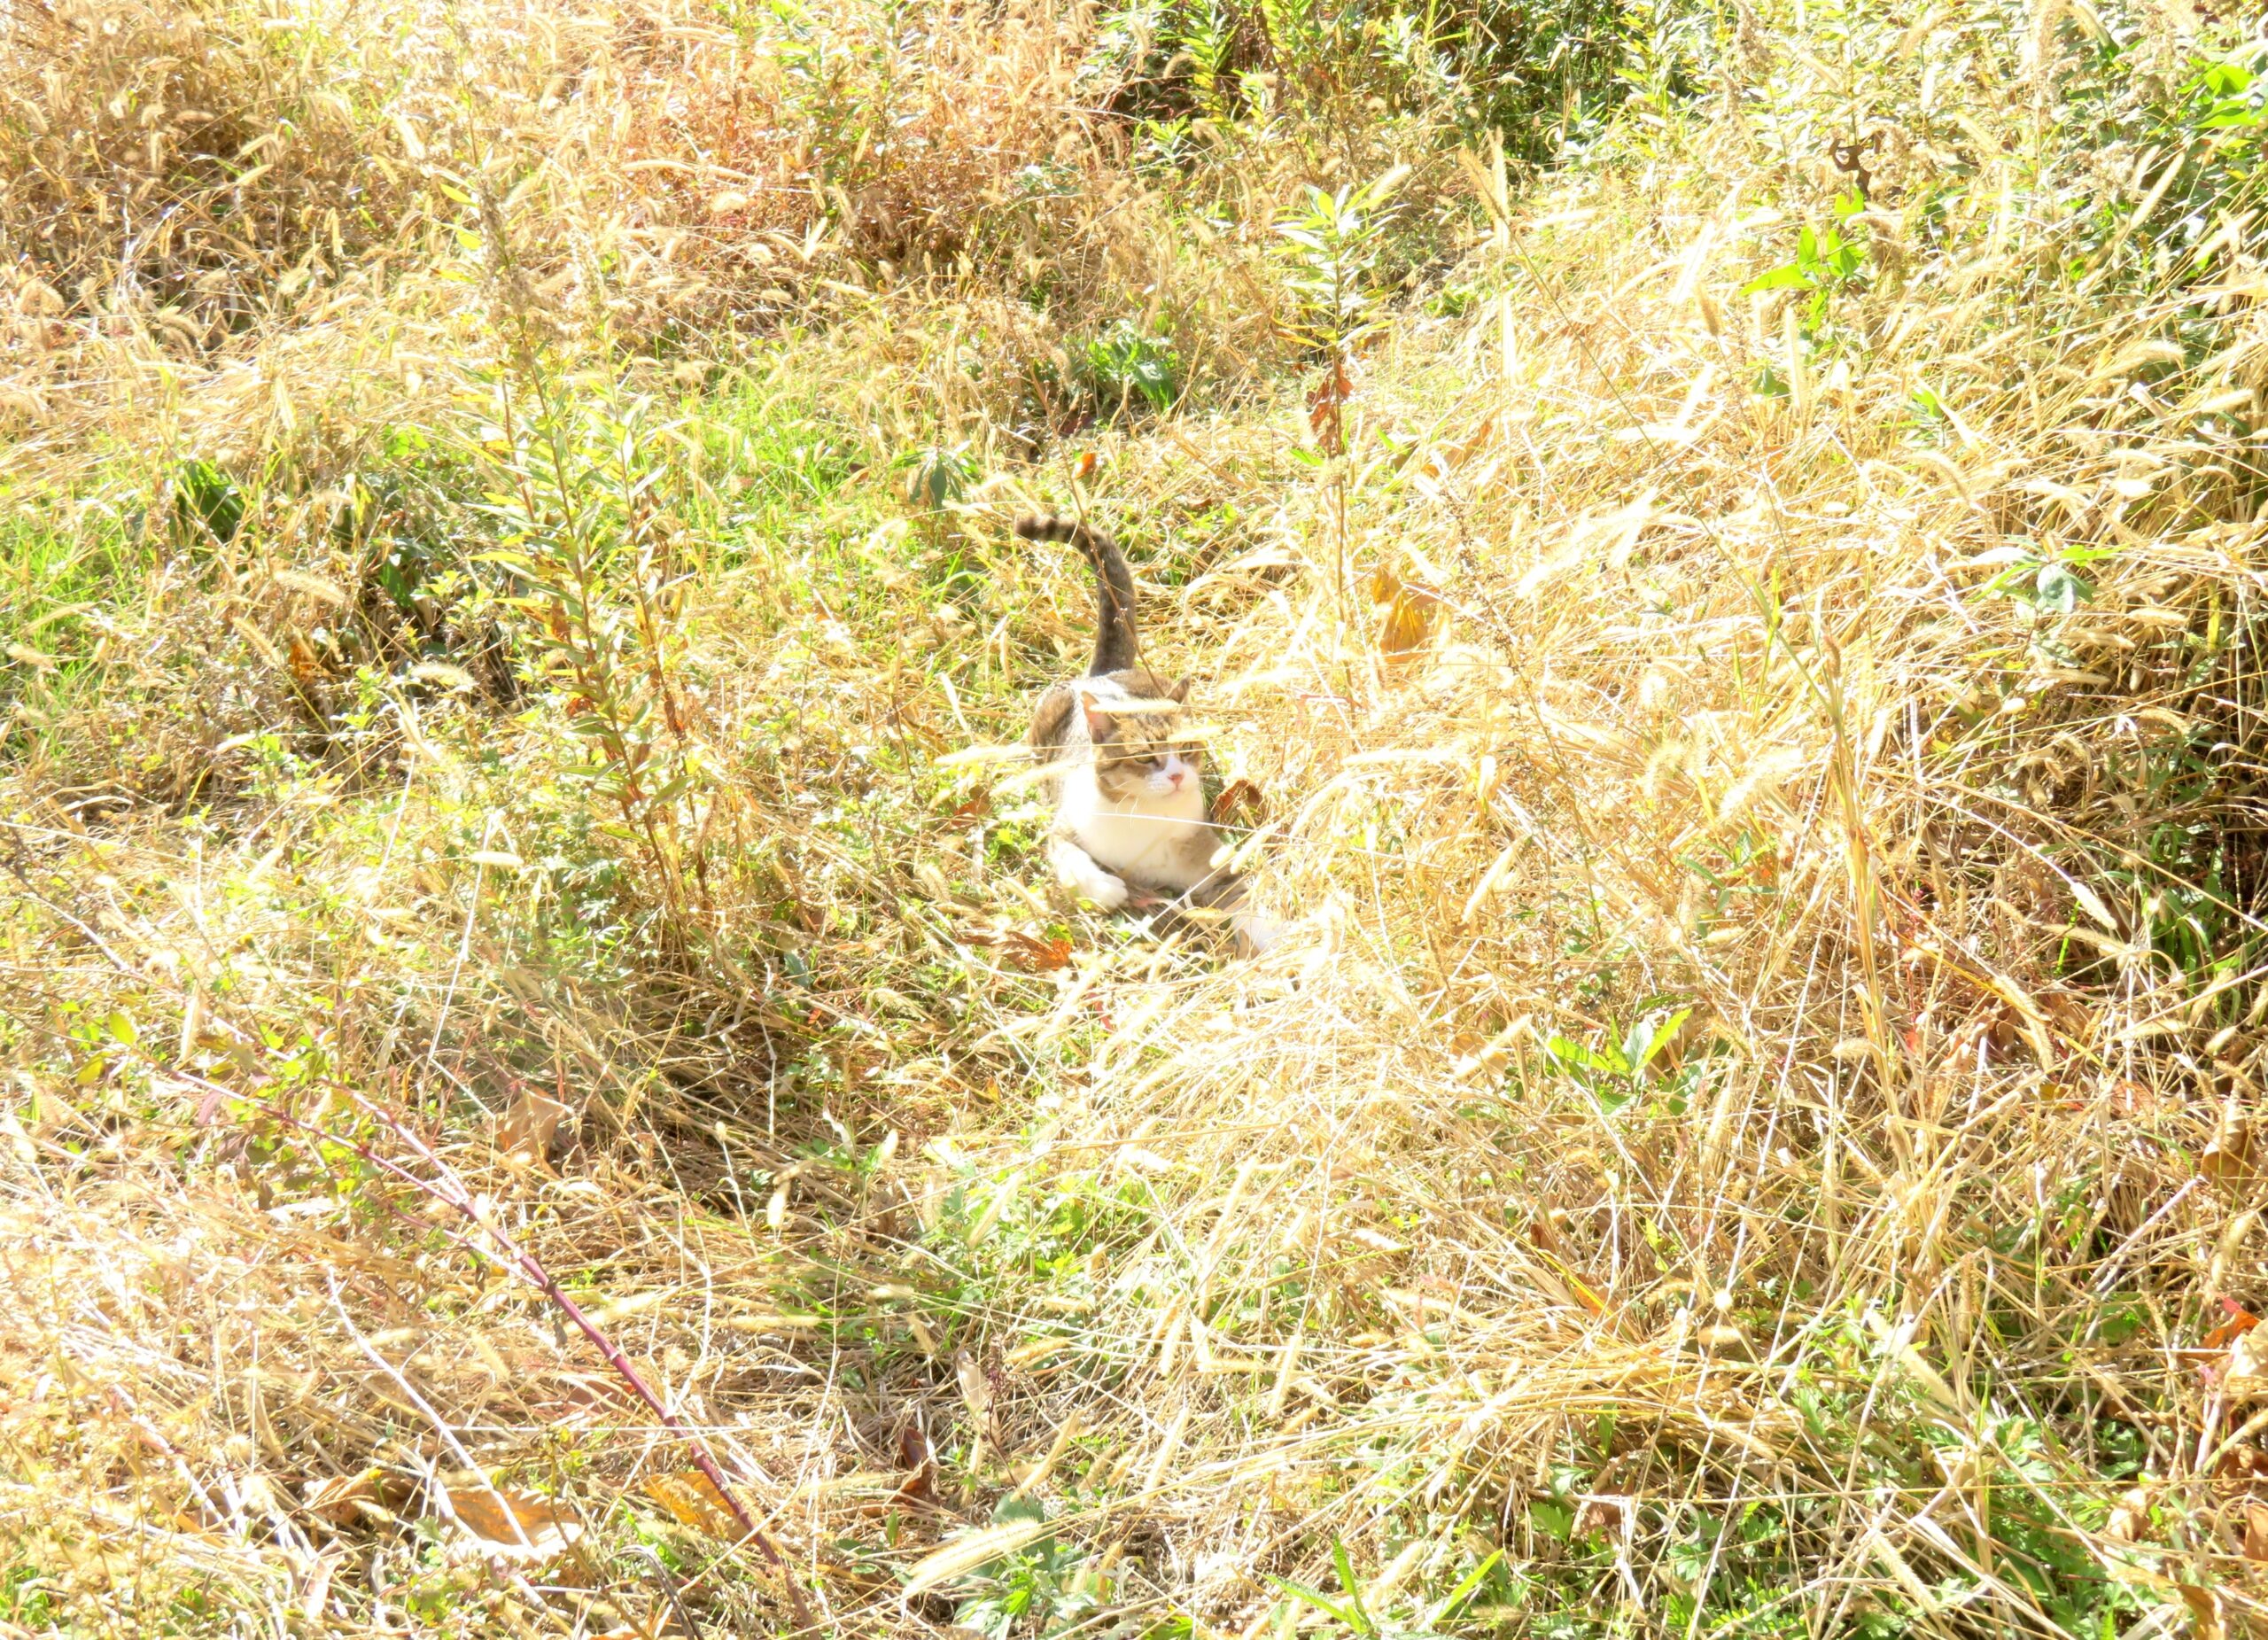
[1018,513,1278,956]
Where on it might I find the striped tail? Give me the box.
[1016,513,1138,675]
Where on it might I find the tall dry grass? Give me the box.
[0,0,1326,464]
[4,0,2268,1634]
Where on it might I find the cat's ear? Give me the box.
[1165,676,1191,704]
[1078,691,1115,742]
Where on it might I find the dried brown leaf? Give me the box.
[2202,1113,2258,1191]
[1003,930,1071,972]
[441,1483,580,1557]
[1308,359,1351,452]
[643,1471,741,1539]
[2179,1584,2225,1640]
[2202,1299,2259,1353]
[500,1084,569,1165]
[302,1469,411,1526]
[1214,779,1265,826]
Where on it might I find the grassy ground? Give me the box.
[5,0,2268,1635]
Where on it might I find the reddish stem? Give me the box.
[184,1073,816,1631]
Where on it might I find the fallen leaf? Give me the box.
[500,1084,570,1165]
[644,1471,741,1539]
[286,633,325,686]
[2179,1583,2225,1640]
[2202,1113,2258,1190]
[2227,1324,2268,1395]
[2217,1442,2268,1483]
[1002,930,1070,972]
[891,1423,938,1512]
[1213,780,1265,825]
[1573,1496,1629,1537]
[1374,572,1440,659]
[2202,1300,2259,1353]
[441,1482,580,1558]
[2105,1078,2155,1118]
[302,1468,411,1526]
[2247,1504,2268,1562]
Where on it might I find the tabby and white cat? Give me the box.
[1018,514,1277,956]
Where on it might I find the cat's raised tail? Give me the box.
[1017,514,1138,676]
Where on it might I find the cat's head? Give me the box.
[1081,678,1203,804]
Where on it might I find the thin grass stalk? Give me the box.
[178,1070,816,1629]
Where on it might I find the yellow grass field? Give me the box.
[4,0,2266,1633]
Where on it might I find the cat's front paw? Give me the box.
[1049,839,1130,912]
[1070,870,1130,911]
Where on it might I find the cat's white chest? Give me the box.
[1060,769,1210,890]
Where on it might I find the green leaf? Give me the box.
[2034,562,2095,612]
[1529,1499,1575,1540]
[1545,1035,1613,1074]
[1422,1551,1503,1628]
[1741,263,1814,294]
[1619,1018,1654,1073]
[1331,1541,1374,1636]
[1266,1577,1359,1631]
[1637,1008,1692,1069]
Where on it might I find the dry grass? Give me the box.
[4,0,2268,1635]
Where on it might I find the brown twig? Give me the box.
[176,1071,815,1631]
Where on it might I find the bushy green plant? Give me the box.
[1099,0,1640,159]
[1081,318,1184,416]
